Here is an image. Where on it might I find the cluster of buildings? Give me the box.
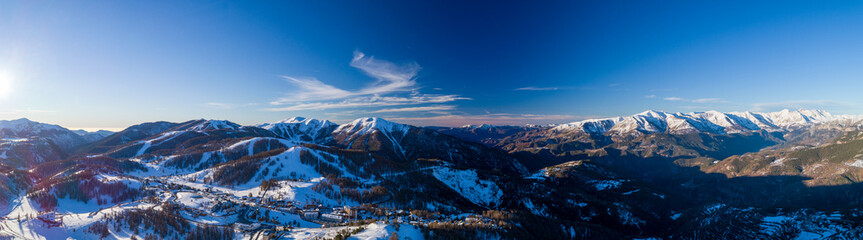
[298,205,357,223]
[144,176,504,236]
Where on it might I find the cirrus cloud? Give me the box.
[514,86,559,91]
[662,97,727,103]
[751,100,851,112]
[269,51,468,111]
[266,95,468,111]
[368,105,456,113]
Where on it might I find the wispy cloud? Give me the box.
[369,105,456,113]
[751,100,850,112]
[387,113,588,127]
[204,102,235,109]
[204,102,258,109]
[663,97,727,103]
[691,98,726,103]
[349,51,419,95]
[514,86,559,91]
[271,77,352,104]
[270,51,466,111]
[266,95,468,111]
[645,95,656,99]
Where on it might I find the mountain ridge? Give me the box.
[553,109,856,135]
[3,110,863,239]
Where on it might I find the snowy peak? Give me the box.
[460,124,499,130]
[258,117,337,143]
[636,110,668,119]
[282,116,309,123]
[759,109,834,127]
[186,119,241,132]
[278,117,317,124]
[332,118,414,158]
[0,118,87,149]
[260,117,337,131]
[554,109,845,135]
[334,117,411,136]
[0,118,65,133]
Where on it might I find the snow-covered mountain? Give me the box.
[0,118,66,132]
[333,117,411,138]
[73,129,115,142]
[258,117,338,143]
[184,119,242,132]
[460,124,498,130]
[433,124,541,147]
[8,112,863,239]
[0,118,89,150]
[553,109,854,135]
[0,137,68,168]
[331,117,528,175]
[332,117,412,153]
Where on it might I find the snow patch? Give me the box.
[432,167,503,207]
[590,180,627,191]
[845,159,863,168]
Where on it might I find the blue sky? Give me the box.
[2,1,863,130]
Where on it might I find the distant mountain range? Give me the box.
[3,110,863,239]
[553,109,845,135]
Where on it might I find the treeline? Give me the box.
[162,137,290,171]
[299,149,344,177]
[29,169,143,210]
[298,146,417,182]
[259,179,278,191]
[209,158,260,186]
[329,226,366,240]
[206,148,285,186]
[103,203,234,240]
[408,209,617,240]
[2,138,66,169]
[160,137,246,170]
[86,221,110,239]
[301,143,413,178]
[310,177,389,203]
[30,155,147,180]
[0,169,29,206]
[185,225,235,240]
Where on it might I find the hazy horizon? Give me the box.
[0,107,846,133]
